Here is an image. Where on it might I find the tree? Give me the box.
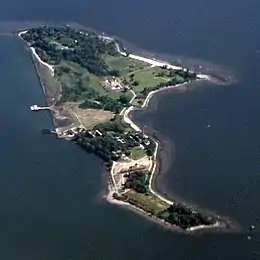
[109,69,120,77]
[129,73,135,79]
[125,150,131,156]
[118,94,130,105]
[146,148,154,157]
[132,80,139,86]
[157,71,165,77]
[107,160,113,168]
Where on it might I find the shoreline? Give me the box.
[108,84,231,233]
[18,30,77,130]
[108,92,239,233]
[18,29,235,233]
[18,31,55,76]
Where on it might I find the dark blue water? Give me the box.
[0,0,259,259]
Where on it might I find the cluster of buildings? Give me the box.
[127,131,151,147]
[59,126,85,139]
[104,77,128,91]
[85,129,103,138]
[59,125,153,162]
[84,129,151,148]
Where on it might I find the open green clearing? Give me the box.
[130,67,171,93]
[56,59,170,103]
[56,60,134,101]
[104,55,149,75]
[124,190,169,215]
[130,147,146,160]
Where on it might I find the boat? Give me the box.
[249,225,255,231]
[30,105,37,110]
[41,129,57,135]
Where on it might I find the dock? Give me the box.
[30,105,50,111]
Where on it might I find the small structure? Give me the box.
[115,136,126,144]
[85,131,95,138]
[30,105,50,111]
[95,129,103,137]
[143,138,150,146]
[104,77,125,90]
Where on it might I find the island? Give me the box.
[19,25,229,232]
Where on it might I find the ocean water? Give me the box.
[0,0,259,259]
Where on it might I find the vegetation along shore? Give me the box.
[19,25,235,232]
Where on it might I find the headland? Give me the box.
[18,25,236,233]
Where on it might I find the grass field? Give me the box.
[130,147,146,160]
[105,56,171,94]
[64,102,114,129]
[57,61,106,94]
[57,60,134,101]
[130,67,170,93]
[125,190,169,215]
[55,56,172,109]
[104,55,149,75]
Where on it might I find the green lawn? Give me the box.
[104,55,149,75]
[124,190,169,215]
[57,60,134,101]
[55,58,171,105]
[130,67,170,93]
[57,61,106,94]
[106,89,133,100]
[130,147,146,160]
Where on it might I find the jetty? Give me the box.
[30,105,50,111]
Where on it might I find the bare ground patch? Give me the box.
[64,102,114,129]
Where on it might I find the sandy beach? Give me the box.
[30,47,55,76]
[114,41,211,80]
[18,30,55,76]
[123,106,141,132]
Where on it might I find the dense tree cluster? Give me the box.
[55,65,101,102]
[74,115,155,167]
[79,94,131,113]
[76,132,126,166]
[23,26,127,107]
[94,115,128,133]
[22,26,118,76]
[145,140,156,157]
[158,204,215,229]
[76,134,121,165]
[124,170,149,194]
[74,117,142,166]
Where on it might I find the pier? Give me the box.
[30,105,50,111]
